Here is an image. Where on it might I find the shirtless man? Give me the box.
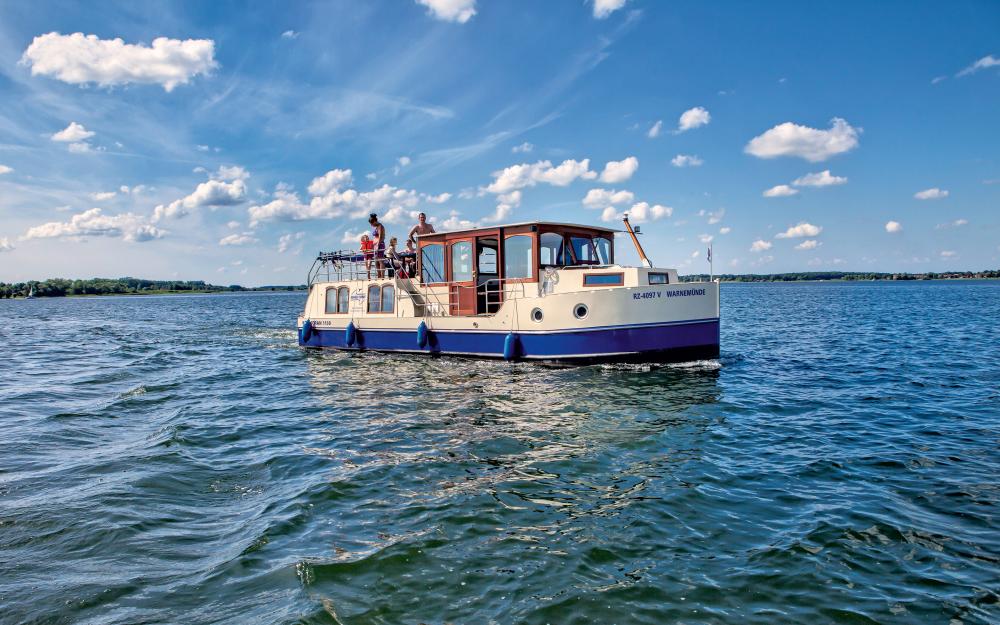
[407,212,436,242]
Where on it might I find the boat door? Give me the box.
[448,238,476,316]
[475,236,501,314]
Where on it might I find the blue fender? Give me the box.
[300,319,313,344]
[503,332,519,361]
[416,320,428,348]
[345,321,357,347]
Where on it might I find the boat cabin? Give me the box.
[416,222,616,316]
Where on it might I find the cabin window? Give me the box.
[504,235,533,280]
[381,285,395,313]
[648,273,670,285]
[337,286,349,312]
[451,241,473,282]
[367,285,381,313]
[583,273,624,286]
[539,232,566,266]
[478,245,497,274]
[570,236,599,265]
[595,237,612,264]
[325,287,338,313]
[421,243,445,283]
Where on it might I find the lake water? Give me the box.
[1,281,998,624]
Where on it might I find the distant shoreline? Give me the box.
[2,271,997,299]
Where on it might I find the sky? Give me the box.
[0,0,998,285]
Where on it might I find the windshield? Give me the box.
[569,236,612,265]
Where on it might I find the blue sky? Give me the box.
[0,0,997,284]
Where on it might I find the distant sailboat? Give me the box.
[26,286,36,300]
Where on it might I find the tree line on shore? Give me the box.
[0,278,305,298]
[680,270,1000,282]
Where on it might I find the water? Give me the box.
[1,282,998,625]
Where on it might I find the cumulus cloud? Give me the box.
[719,226,731,235]
[51,121,94,142]
[90,191,116,201]
[792,170,847,187]
[914,187,948,200]
[219,233,258,246]
[775,222,822,238]
[745,118,860,162]
[593,0,628,18]
[0,237,13,252]
[940,250,957,259]
[582,188,635,209]
[671,154,703,167]
[763,184,798,197]
[647,120,662,138]
[423,192,451,204]
[0,165,12,174]
[605,201,671,224]
[511,142,533,154]
[21,32,217,91]
[416,0,476,23]
[67,142,94,154]
[307,168,353,196]
[214,165,250,182]
[699,234,714,243]
[154,178,247,221]
[677,106,710,133]
[484,159,596,194]
[706,208,726,224]
[599,156,638,183]
[885,220,902,233]
[22,208,164,242]
[795,240,820,250]
[281,30,299,40]
[750,239,772,252]
[957,54,999,77]
[250,178,423,227]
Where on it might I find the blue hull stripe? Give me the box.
[300,319,720,360]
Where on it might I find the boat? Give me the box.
[297,218,720,363]
[25,286,35,300]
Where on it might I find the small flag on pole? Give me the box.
[707,246,712,262]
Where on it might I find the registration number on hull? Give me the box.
[633,288,706,300]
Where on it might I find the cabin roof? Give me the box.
[416,221,619,239]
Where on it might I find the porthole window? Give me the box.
[531,307,544,323]
[573,303,589,319]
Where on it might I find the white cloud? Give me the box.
[416,0,476,23]
[484,159,596,194]
[647,120,662,139]
[153,178,248,221]
[885,220,902,234]
[511,142,533,154]
[699,234,714,243]
[775,222,822,238]
[281,30,299,39]
[719,226,731,235]
[671,154,703,167]
[593,0,628,19]
[0,165,12,175]
[599,156,638,183]
[278,232,304,253]
[763,184,798,197]
[936,218,968,229]
[914,187,948,200]
[226,220,241,229]
[957,54,1000,77]
[707,208,725,224]
[90,191,116,201]
[308,168,353,196]
[931,75,947,85]
[68,142,94,154]
[219,233,258,246]
[582,188,635,209]
[214,165,250,182]
[250,180,422,227]
[795,240,820,250]
[940,250,957,258]
[750,239,772,252]
[441,211,478,231]
[51,121,94,142]
[677,106,710,132]
[398,155,411,167]
[625,202,671,223]
[21,32,217,91]
[745,118,861,162]
[0,237,13,252]
[793,170,847,187]
[22,208,164,242]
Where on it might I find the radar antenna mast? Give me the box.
[622,215,653,268]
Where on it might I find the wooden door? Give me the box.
[448,239,476,316]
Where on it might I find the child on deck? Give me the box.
[360,234,374,278]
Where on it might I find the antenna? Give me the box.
[622,215,653,268]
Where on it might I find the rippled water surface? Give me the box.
[1,282,998,624]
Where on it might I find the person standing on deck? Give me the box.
[369,213,386,279]
[407,212,435,243]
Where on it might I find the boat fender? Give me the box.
[416,320,428,348]
[345,321,357,347]
[503,332,519,361]
[300,319,313,343]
